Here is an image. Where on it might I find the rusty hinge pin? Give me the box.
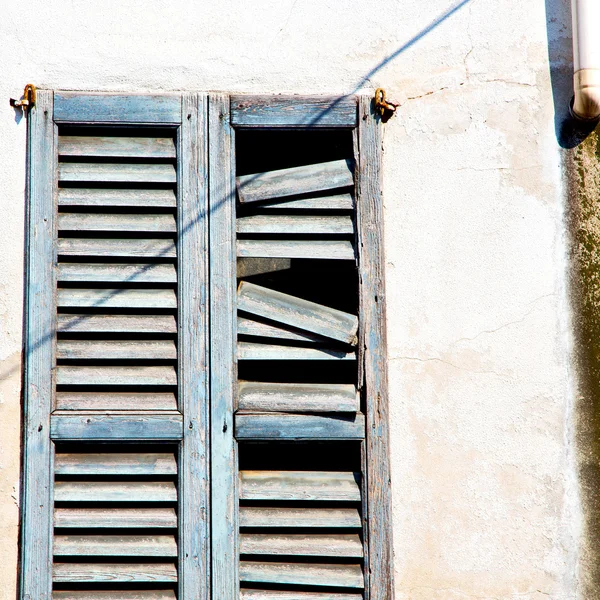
[10,84,37,114]
[374,88,398,123]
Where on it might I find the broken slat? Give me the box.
[235,413,365,440]
[237,160,354,204]
[55,392,177,411]
[236,215,353,235]
[53,591,177,600]
[238,381,358,413]
[241,591,362,600]
[240,471,361,501]
[240,507,361,529]
[240,562,364,588]
[53,562,177,583]
[57,314,176,333]
[57,262,177,283]
[59,188,176,207]
[55,481,177,503]
[55,453,177,475]
[56,366,177,386]
[237,258,291,278]
[238,239,355,260]
[54,507,177,528]
[238,342,355,361]
[59,163,177,183]
[258,192,354,211]
[53,535,177,556]
[58,136,176,158]
[240,533,363,557]
[58,213,176,232]
[58,288,177,309]
[57,340,177,360]
[238,316,323,343]
[238,282,358,345]
[58,238,176,258]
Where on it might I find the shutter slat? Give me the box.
[59,163,177,183]
[238,282,358,345]
[55,453,177,475]
[238,239,355,260]
[58,314,177,333]
[237,160,353,204]
[237,215,353,235]
[58,238,176,258]
[53,591,177,600]
[240,507,361,528]
[55,508,177,528]
[55,481,177,503]
[55,391,177,411]
[258,192,354,211]
[56,366,177,386]
[58,289,177,309]
[240,562,364,588]
[240,533,363,557]
[54,562,177,583]
[59,188,176,207]
[57,340,177,360]
[58,263,177,283]
[238,316,324,343]
[58,136,176,158]
[241,591,362,600]
[58,213,177,232]
[238,382,359,413]
[238,342,355,361]
[240,471,361,501]
[54,535,177,556]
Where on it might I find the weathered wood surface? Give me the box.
[58,262,177,283]
[53,561,178,583]
[240,471,361,501]
[58,314,177,333]
[241,590,362,600]
[58,238,177,258]
[238,342,355,361]
[57,340,177,360]
[238,282,358,345]
[58,213,177,232]
[58,136,176,158]
[54,535,177,556]
[237,382,359,413]
[50,414,183,440]
[237,160,353,204]
[58,288,177,309]
[235,413,365,440]
[53,590,177,600]
[236,215,353,235]
[258,192,354,211]
[55,507,177,528]
[55,391,177,411]
[59,162,177,183]
[238,239,355,260]
[237,258,291,278]
[55,481,177,503]
[59,188,177,207]
[239,561,363,588]
[239,507,361,529]
[240,533,363,557]
[54,92,183,124]
[55,453,177,475]
[56,365,177,386]
[230,95,357,128]
[237,316,323,343]
[237,239,355,261]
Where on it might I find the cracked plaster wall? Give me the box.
[0,0,585,598]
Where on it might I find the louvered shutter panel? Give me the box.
[21,93,209,600]
[210,96,392,600]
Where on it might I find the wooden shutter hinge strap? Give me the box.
[373,88,398,123]
[10,84,37,114]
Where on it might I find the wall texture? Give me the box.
[0,0,585,598]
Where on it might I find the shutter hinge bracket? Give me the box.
[10,84,37,114]
[374,88,398,123]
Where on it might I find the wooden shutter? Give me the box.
[21,93,209,600]
[210,96,392,600]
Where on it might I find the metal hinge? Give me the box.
[374,88,398,123]
[10,83,37,114]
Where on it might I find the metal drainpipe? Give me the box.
[572,0,600,121]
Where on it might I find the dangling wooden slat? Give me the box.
[56,366,177,386]
[239,507,361,529]
[54,508,177,528]
[58,238,176,258]
[237,160,353,204]
[53,591,177,600]
[55,481,177,503]
[238,342,355,361]
[53,562,177,583]
[57,288,177,309]
[258,192,354,211]
[58,188,177,208]
[238,282,358,345]
[58,136,176,158]
[57,340,177,360]
[55,453,177,475]
[59,163,177,183]
[237,381,359,413]
[238,239,355,260]
[239,562,364,588]
[240,471,361,501]
[58,263,177,283]
[237,316,323,343]
[240,533,363,557]
[53,535,178,556]
[58,314,177,334]
[236,215,353,235]
[58,213,177,232]
[55,391,177,411]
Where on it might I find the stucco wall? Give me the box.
[0,0,583,598]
